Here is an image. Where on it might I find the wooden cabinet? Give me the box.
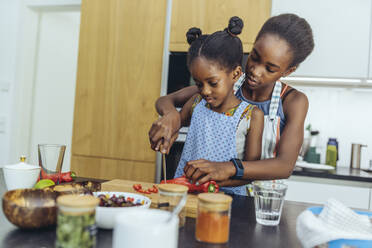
[170,0,272,52]
[71,0,167,182]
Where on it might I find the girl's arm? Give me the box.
[184,90,308,184]
[149,86,199,153]
[179,94,199,127]
[244,107,264,161]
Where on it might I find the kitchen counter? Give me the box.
[0,170,311,248]
[292,166,372,183]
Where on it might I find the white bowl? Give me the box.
[3,163,41,190]
[93,191,151,229]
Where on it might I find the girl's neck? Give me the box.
[211,92,241,113]
[242,81,277,102]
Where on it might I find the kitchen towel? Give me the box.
[296,198,372,248]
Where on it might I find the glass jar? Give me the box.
[195,193,232,244]
[56,195,99,248]
[158,184,188,227]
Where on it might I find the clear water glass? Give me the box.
[252,181,288,226]
[38,144,66,183]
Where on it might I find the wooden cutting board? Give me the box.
[101,179,198,218]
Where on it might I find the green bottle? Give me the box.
[325,138,338,167]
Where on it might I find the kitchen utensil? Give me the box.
[2,188,57,229]
[350,143,367,169]
[162,152,167,183]
[167,192,187,222]
[38,144,66,183]
[3,157,41,190]
[93,191,151,229]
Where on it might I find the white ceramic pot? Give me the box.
[113,208,179,248]
[3,161,41,190]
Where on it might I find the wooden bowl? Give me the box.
[2,189,58,229]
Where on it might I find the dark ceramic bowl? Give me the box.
[2,189,58,229]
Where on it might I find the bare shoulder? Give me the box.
[251,105,264,118]
[282,87,309,121]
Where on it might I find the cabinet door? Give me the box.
[272,0,371,78]
[71,0,167,180]
[285,180,370,210]
[170,0,271,52]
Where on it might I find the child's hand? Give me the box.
[149,111,181,154]
[184,159,236,185]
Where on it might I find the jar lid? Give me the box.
[3,156,39,170]
[158,184,188,193]
[198,193,232,211]
[198,193,232,204]
[57,195,99,208]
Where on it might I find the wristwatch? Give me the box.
[230,158,244,179]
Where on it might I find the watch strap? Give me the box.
[230,158,244,179]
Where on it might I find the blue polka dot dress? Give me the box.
[174,98,249,195]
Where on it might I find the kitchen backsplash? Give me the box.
[296,85,372,168]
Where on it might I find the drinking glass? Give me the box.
[38,144,66,184]
[252,181,288,226]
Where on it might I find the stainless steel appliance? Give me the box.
[350,143,367,169]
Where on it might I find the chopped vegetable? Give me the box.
[160,176,219,193]
[132,184,159,194]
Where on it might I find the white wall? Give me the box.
[27,11,80,171]
[0,0,20,166]
[0,1,80,170]
[297,86,372,168]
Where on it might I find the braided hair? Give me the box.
[186,16,244,72]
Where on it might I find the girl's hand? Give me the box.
[148,110,181,154]
[184,159,236,185]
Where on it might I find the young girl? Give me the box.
[173,17,264,195]
[149,13,314,186]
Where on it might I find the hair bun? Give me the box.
[186,27,202,44]
[227,16,244,36]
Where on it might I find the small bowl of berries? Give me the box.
[93,191,151,229]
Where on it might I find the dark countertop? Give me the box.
[292,166,372,183]
[0,170,311,248]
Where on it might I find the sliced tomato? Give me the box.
[133,184,142,191]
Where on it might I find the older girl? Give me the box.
[149,14,314,186]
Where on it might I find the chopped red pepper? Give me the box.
[40,169,76,183]
[152,185,158,193]
[160,176,219,193]
[133,184,142,191]
[132,184,159,194]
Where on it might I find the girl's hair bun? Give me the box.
[227,16,244,36]
[186,27,202,44]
